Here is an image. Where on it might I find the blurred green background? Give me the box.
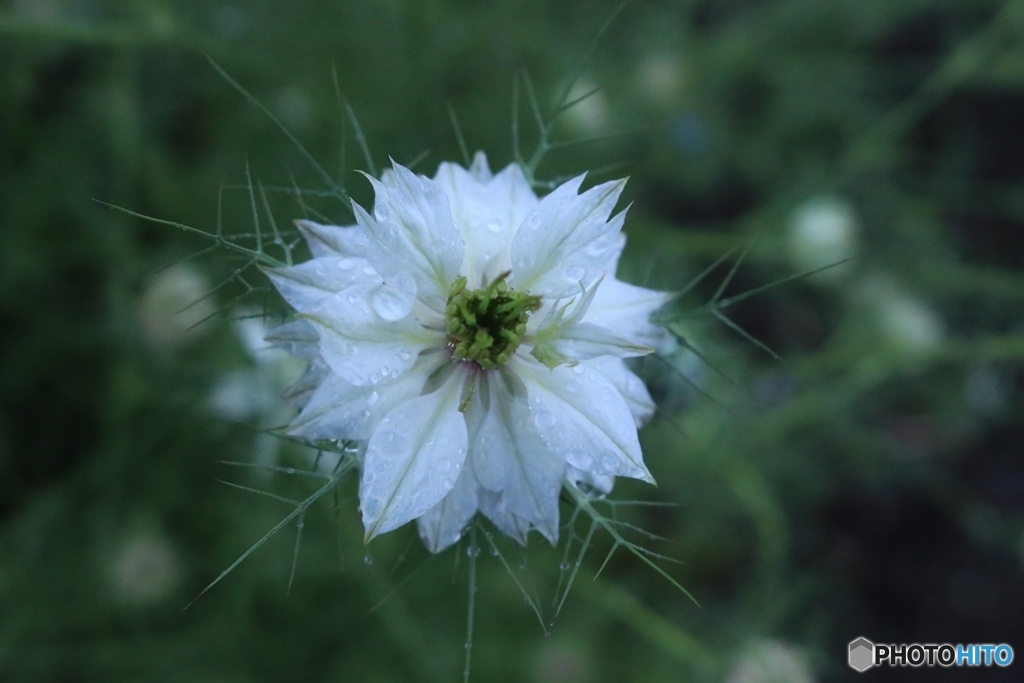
[2,0,1024,681]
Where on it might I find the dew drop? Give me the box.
[533,410,556,429]
[466,545,481,558]
[559,561,571,571]
[432,240,445,254]
[375,204,390,221]
[399,349,413,361]
[370,281,414,321]
[338,258,355,270]
[370,372,380,384]
[565,265,585,280]
[528,215,541,230]
[347,294,358,304]
[367,391,380,406]
[363,554,373,566]
[567,381,579,393]
[572,365,585,374]
[490,547,499,556]
[486,219,502,233]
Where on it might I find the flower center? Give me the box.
[445,271,541,370]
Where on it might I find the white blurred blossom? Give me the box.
[139,263,216,349]
[558,75,613,138]
[108,530,181,606]
[725,639,815,683]
[266,153,667,552]
[788,196,858,281]
[858,276,944,356]
[208,313,310,469]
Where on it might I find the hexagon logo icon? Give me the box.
[848,637,875,672]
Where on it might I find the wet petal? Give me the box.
[417,465,479,553]
[433,155,538,284]
[306,284,440,386]
[531,321,654,369]
[467,373,563,543]
[296,220,371,259]
[355,161,465,300]
[361,367,469,539]
[265,256,380,310]
[510,355,654,483]
[288,354,443,441]
[265,319,320,360]
[586,277,670,349]
[511,176,627,299]
[584,356,656,427]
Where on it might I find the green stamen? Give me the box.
[445,271,541,371]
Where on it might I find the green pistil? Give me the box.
[445,271,541,371]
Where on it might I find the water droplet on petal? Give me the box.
[363,554,373,565]
[466,545,481,558]
[486,219,502,233]
[533,410,556,429]
[370,372,380,384]
[370,284,414,321]
[367,391,380,406]
[375,204,390,221]
[399,349,412,361]
[339,258,355,270]
[572,365,585,374]
[565,265,585,280]
[559,561,571,571]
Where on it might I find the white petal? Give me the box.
[282,358,329,409]
[467,373,563,543]
[584,356,656,427]
[565,464,615,497]
[265,319,320,359]
[306,284,440,386]
[355,161,465,300]
[468,150,493,181]
[509,355,654,483]
[265,257,380,310]
[361,366,469,540]
[510,176,627,299]
[433,158,538,284]
[586,277,670,348]
[417,465,479,553]
[288,354,443,441]
[530,321,654,369]
[296,220,371,258]
[477,489,532,545]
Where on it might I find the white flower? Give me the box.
[266,152,668,552]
